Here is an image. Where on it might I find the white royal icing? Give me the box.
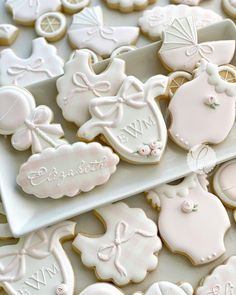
[0,221,75,295]
[147,173,230,265]
[168,61,236,150]
[73,202,162,286]
[134,282,193,295]
[62,0,90,14]
[78,75,168,164]
[5,0,61,25]
[56,50,127,127]
[0,24,18,46]
[138,5,222,41]
[196,256,236,295]
[104,0,154,13]
[67,6,139,57]
[0,38,64,87]
[79,283,124,295]
[159,17,235,73]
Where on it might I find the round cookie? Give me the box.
[168,71,192,97]
[111,45,137,58]
[223,0,236,19]
[62,0,90,14]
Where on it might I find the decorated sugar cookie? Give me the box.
[0,38,64,87]
[223,0,236,19]
[73,202,162,286]
[196,256,236,295]
[138,5,222,41]
[159,17,235,73]
[104,0,155,13]
[111,46,137,58]
[0,86,119,199]
[62,0,90,14]
[147,173,230,265]
[168,60,236,150]
[171,0,203,5]
[79,283,124,295]
[68,6,140,57]
[0,221,75,295]
[5,0,61,26]
[0,24,19,46]
[134,282,193,295]
[168,71,192,97]
[35,12,67,42]
[78,75,168,164]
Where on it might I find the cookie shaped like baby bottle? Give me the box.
[147,173,230,265]
[168,60,236,150]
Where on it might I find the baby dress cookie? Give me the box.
[168,60,236,150]
[134,282,193,295]
[5,0,61,26]
[56,50,127,127]
[0,24,19,46]
[138,5,222,41]
[159,17,235,73]
[0,85,119,199]
[147,173,230,265]
[67,6,139,57]
[73,202,162,286]
[0,37,64,87]
[79,75,168,164]
[223,0,236,19]
[0,221,75,295]
[196,256,236,295]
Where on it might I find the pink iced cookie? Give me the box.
[147,173,230,265]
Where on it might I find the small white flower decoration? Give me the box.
[181,200,198,213]
[138,141,163,157]
[56,284,67,295]
[204,95,220,109]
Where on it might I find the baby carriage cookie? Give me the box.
[0,38,64,87]
[0,221,75,295]
[159,17,235,73]
[67,6,139,57]
[147,173,230,265]
[168,60,236,150]
[73,202,162,286]
[78,75,168,164]
[56,50,127,127]
[0,24,19,46]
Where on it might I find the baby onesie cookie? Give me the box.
[62,0,90,14]
[67,6,140,57]
[168,60,236,150]
[73,202,162,286]
[0,85,119,199]
[138,5,222,41]
[79,283,124,295]
[0,24,19,46]
[78,75,168,164]
[134,282,193,295]
[159,17,235,73]
[104,0,155,13]
[0,221,75,295]
[57,50,126,127]
[35,12,67,42]
[223,0,236,19]
[0,37,64,87]
[5,0,61,26]
[196,256,236,295]
[146,173,230,265]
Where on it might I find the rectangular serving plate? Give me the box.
[1,19,236,237]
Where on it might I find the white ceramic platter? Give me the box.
[0,20,236,237]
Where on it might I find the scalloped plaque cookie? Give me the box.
[147,173,230,265]
[73,202,162,286]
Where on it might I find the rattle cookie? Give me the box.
[147,173,230,265]
[0,221,75,295]
[0,24,19,46]
[78,75,168,164]
[73,202,162,286]
[0,86,119,199]
[67,6,139,57]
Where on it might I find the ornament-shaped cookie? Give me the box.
[159,17,235,73]
[56,50,127,127]
[147,173,230,265]
[168,60,236,150]
[0,38,64,87]
[68,6,139,57]
[73,202,162,286]
[0,221,75,295]
[79,75,168,164]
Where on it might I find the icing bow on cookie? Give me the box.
[185,42,214,59]
[97,220,155,277]
[82,26,118,44]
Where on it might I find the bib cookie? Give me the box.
[134,282,193,295]
[0,24,19,46]
[138,5,222,41]
[159,17,235,73]
[0,38,64,87]
[56,50,127,127]
[78,75,168,164]
[68,6,139,57]
[147,173,230,265]
[0,221,75,295]
[168,60,236,150]
[73,202,162,286]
